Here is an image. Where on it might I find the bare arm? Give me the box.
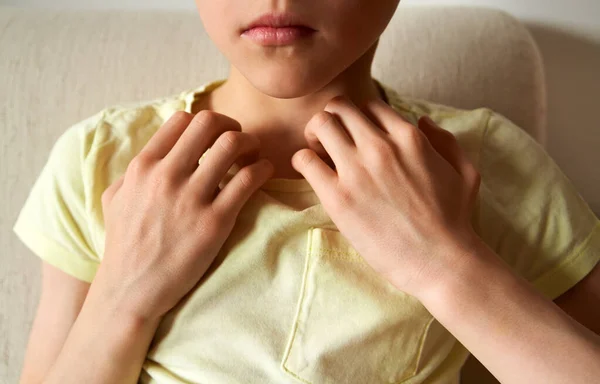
[24,111,273,384]
[19,262,90,384]
[420,238,600,384]
[42,266,161,384]
[19,262,159,384]
[555,262,600,336]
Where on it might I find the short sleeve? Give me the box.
[13,112,105,283]
[475,110,600,300]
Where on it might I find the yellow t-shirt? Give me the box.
[13,78,600,384]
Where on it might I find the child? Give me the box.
[15,1,600,383]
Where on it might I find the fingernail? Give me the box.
[261,158,274,170]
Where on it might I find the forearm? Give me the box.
[43,280,161,384]
[419,238,600,384]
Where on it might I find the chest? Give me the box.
[139,199,458,383]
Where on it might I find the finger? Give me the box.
[291,148,338,200]
[360,97,424,143]
[213,158,274,216]
[189,131,262,199]
[141,111,195,159]
[164,111,243,175]
[418,116,480,190]
[305,111,354,170]
[101,174,125,217]
[323,96,386,143]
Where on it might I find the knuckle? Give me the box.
[309,111,334,131]
[365,138,395,166]
[150,170,176,195]
[400,126,427,150]
[401,125,423,142]
[171,111,193,124]
[148,161,178,191]
[237,166,258,189]
[296,149,316,168]
[128,153,152,175]
[193,109,219,127]
[217,130,243,154]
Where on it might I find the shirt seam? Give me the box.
[478,109,494,179]
[13,219,99,283]
[531,220,600,299]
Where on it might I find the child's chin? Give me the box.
[248,72,332,99]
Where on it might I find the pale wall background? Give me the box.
[2,0,599,214]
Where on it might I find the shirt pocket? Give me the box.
[281,227,437,384]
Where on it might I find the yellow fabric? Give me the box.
[13,78,600,384]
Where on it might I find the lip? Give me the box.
[241,12,316,46]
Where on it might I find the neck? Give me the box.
[199,42,384,179]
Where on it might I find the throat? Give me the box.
[189,78,388,181]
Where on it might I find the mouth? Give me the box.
[241,12,316,46]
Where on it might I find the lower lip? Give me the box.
[241,26,315,46]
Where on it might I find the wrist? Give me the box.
[403,232,600,384]
[84,275,163,335]
[416,231,512,308]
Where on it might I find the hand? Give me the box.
[291,96,481,299]
[96,111,274,322]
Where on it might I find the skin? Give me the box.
[19,1,600,383]
[192,0,400,178]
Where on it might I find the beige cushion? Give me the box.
[0,6,545,383]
